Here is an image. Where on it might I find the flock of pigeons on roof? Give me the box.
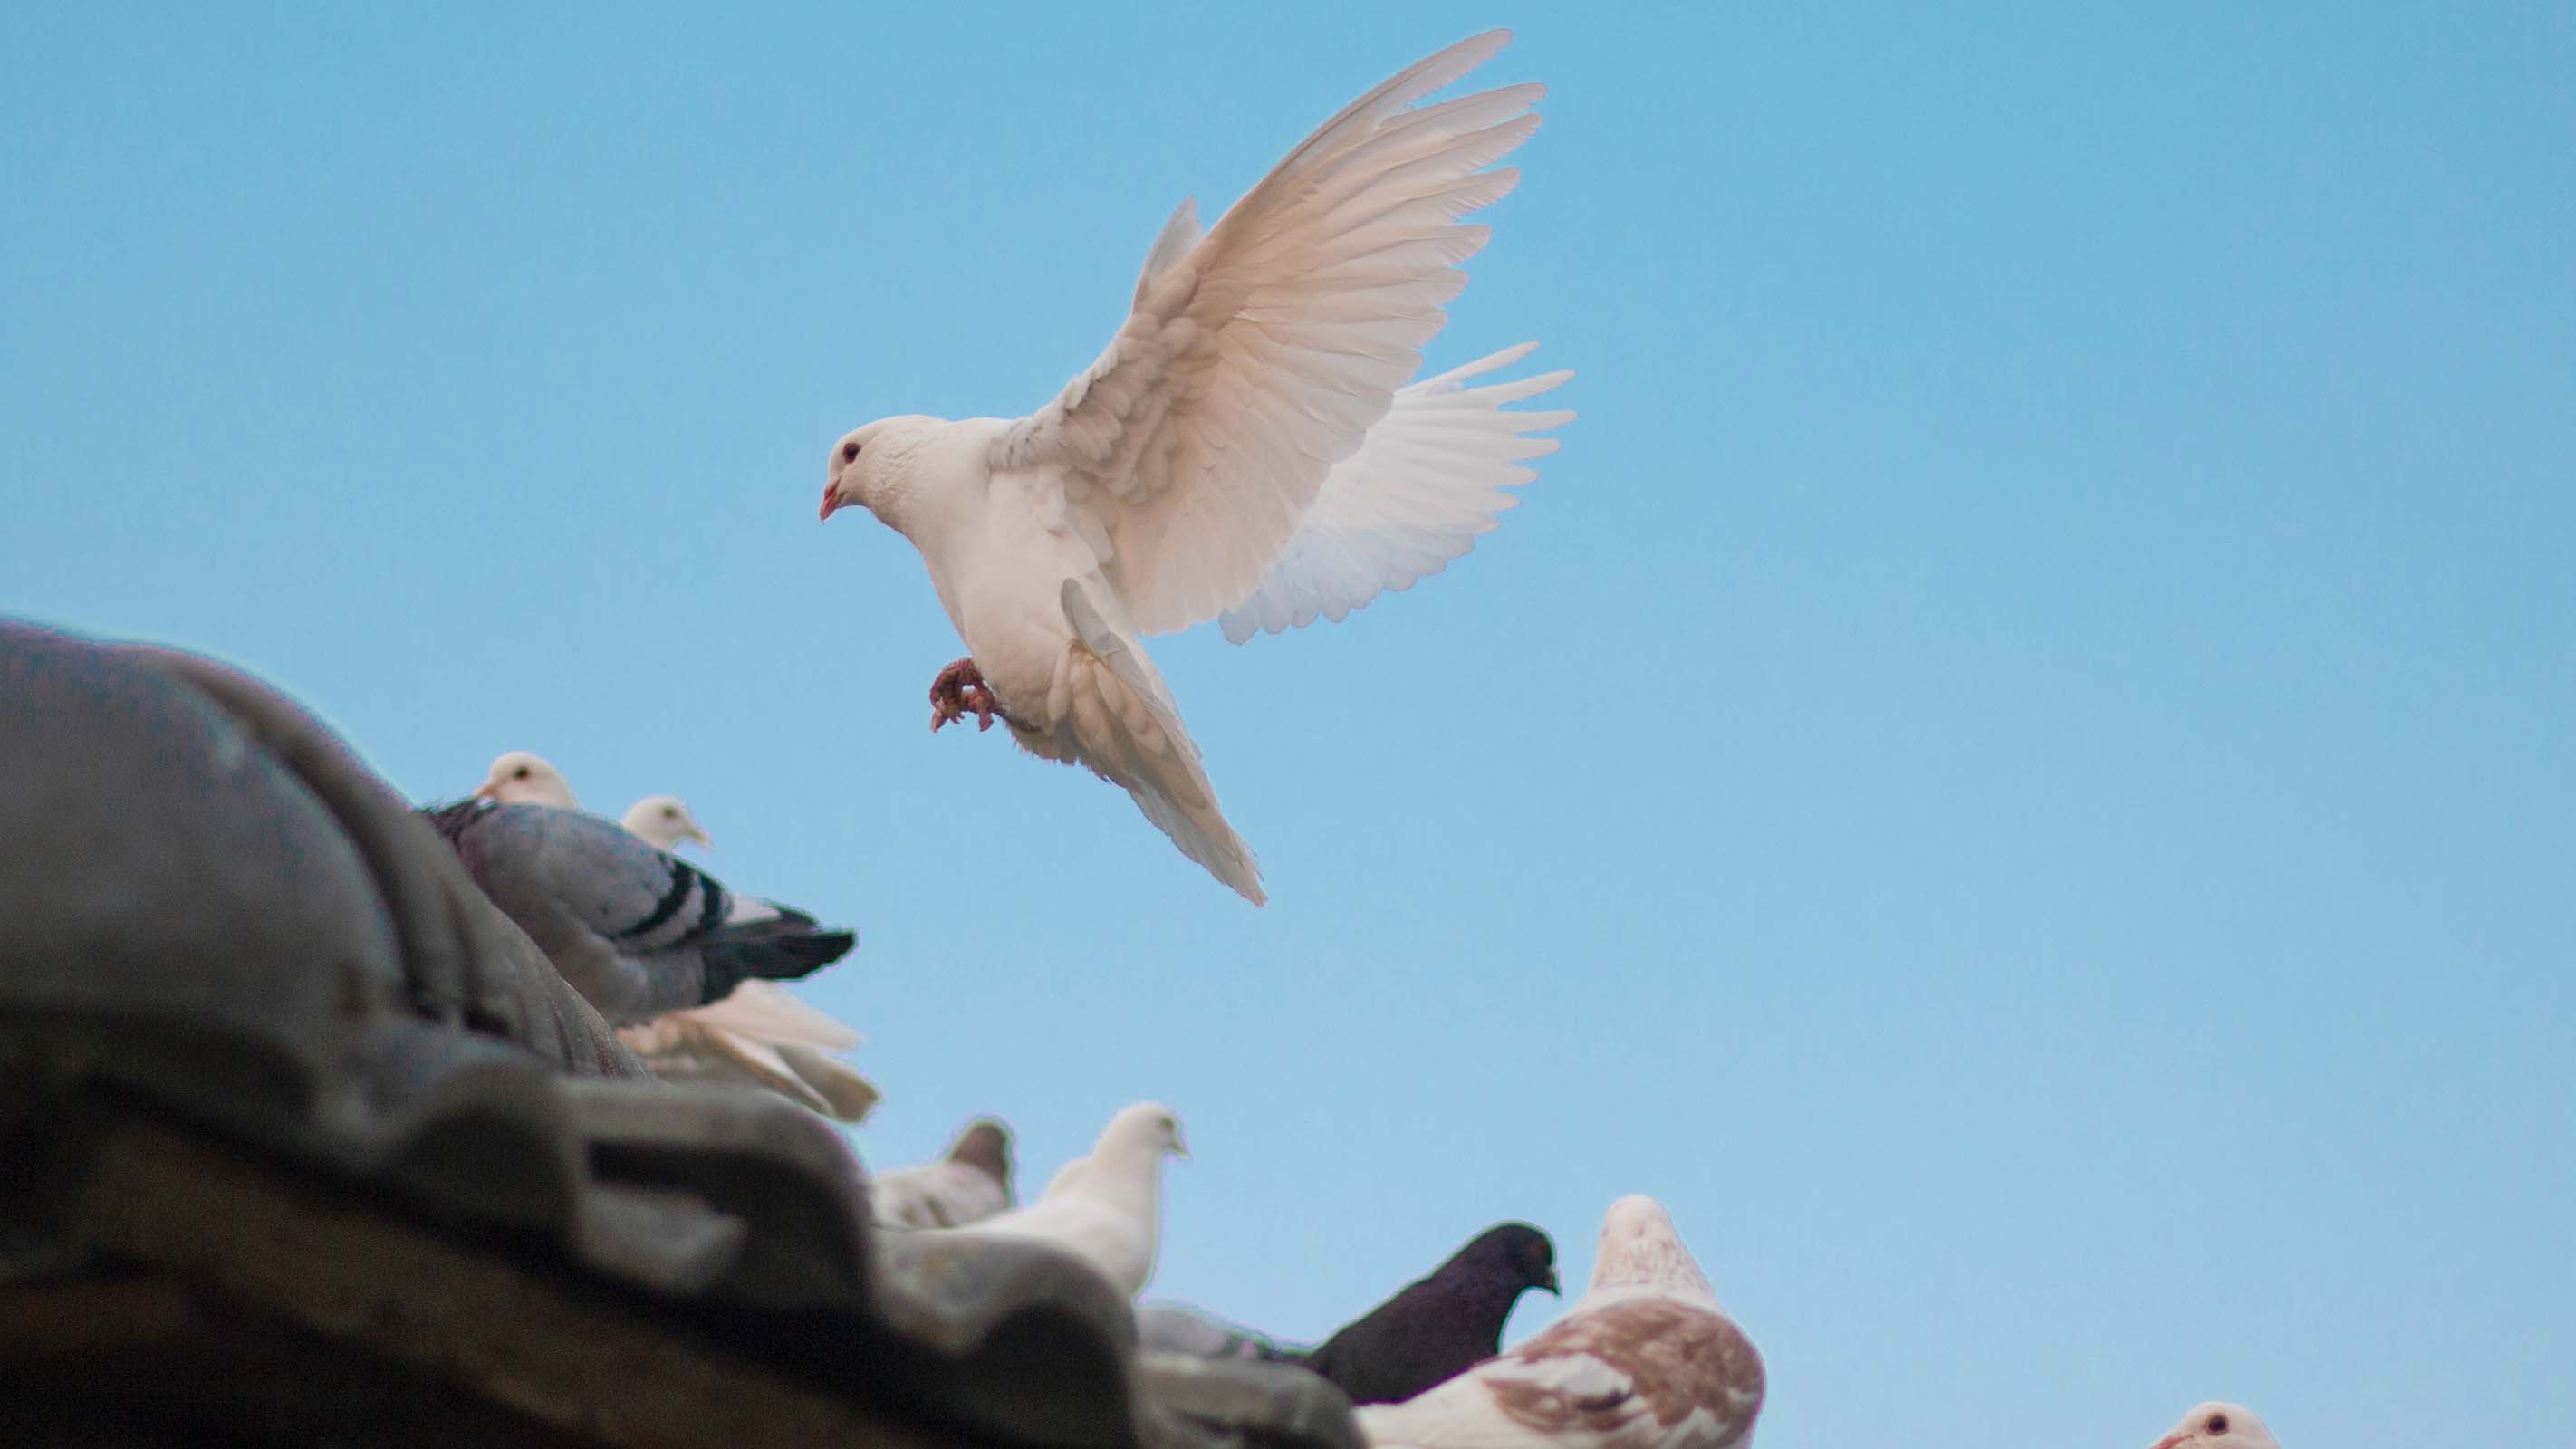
[413,27,2281,1449]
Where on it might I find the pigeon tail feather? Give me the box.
[698,926,857,1002]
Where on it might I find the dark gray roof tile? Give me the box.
[0,620,1356,1449]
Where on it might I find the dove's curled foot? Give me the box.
[929,657,1002,733]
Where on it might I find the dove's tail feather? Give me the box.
[1052,580,1266,905]
[664,978,859,1050]
[620,1006,878,1122]
[774,1042,881,1120]
[698,924,857,1001]
[1121,776,1265,906]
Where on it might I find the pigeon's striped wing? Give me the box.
[992,30,1541,637]
[485,803,735,952]
[1219,343,1572,642]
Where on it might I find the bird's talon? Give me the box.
[928,657,996,735]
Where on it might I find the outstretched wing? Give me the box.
[1219,342,1572,642]
[993,31,1541,637]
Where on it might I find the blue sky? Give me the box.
[5,5,2571,1444]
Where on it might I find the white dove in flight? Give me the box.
[819,30,1572,904]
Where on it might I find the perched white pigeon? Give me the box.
[819,30,1572,904]
[931,1102,1187,1296]
[2147,1405,2277,1449]
[624,793,713,851]
[1355,1196,1764,1449]
[478,759,714,858]
[870,1118,1017,1229]
[476,750,579,809]
[463,753,877,1119]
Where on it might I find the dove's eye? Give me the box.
[2206,1415,2229,1435]
[513,766,531,779]
[841,441,861,465]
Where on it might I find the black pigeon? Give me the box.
[1302,1222,1559,1406]
[423,799,855,1025]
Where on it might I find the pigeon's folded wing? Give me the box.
[1360,1351,1638,1449]
[1220,343,1572,642]
[991,29,1540,637]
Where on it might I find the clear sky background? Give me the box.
[6,5,2571,1444]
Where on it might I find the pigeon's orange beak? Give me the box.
[819,485,843,523]
[2146,1435,2188,1449]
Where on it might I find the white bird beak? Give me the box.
[470,782,502,802]
[689,829,714,848]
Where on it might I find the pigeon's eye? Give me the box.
[513,766,531,779]
[2206,1415,2229,1435]
[841,441,861,465]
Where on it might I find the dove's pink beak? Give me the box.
[819,486,844,523]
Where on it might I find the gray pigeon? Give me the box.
[423,799,856,1025]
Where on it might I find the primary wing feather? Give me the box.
[1220,342,1572,642]
[994,31,1541,637]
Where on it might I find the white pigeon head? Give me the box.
[1097,1100,1191,1164]
[473,750,577,808]
[1586,1195,1719,1305]
[2148,1404,2277,1449]
[819,415,949,528]
[622,794,712,851]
